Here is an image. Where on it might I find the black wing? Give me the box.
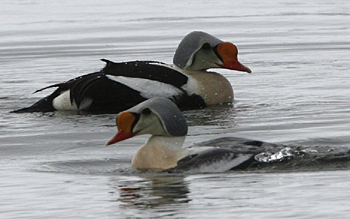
[167,148,255,173]
[101,59,189,87]
[12,59,206,113]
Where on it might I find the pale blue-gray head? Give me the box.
[173,31,251,73]
[106,97,187,145]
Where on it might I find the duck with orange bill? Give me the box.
[12,31,251,113]
[106,97,312,173]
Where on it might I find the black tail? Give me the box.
[10,90,60,113]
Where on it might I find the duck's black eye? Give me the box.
[202,42,211,50]
[142,108,151,115]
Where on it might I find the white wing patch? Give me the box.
[193,153,252,173]
[106,75,183,99]
[52,90,92,111]
[52,90,78,110]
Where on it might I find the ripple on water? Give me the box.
[35,158,132,176]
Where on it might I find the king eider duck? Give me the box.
[12,31,251,113]
[106,97,292,173]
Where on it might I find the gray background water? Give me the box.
[1,0,350,218]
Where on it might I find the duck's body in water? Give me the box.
[12,31,251,113]
[106,98,346,173]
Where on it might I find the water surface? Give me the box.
[1,0,350,218]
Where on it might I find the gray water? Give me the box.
[1,0,350,218]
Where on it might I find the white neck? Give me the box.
[131,136,188,171]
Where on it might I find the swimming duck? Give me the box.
[106,97,288,173]
[12,31,251,113]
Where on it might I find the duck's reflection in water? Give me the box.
[109,175,191,209]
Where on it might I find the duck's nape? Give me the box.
[106,98,190,171]
[173,31,251,73]
[106,97,188,146]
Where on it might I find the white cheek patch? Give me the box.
[106,75,183,99]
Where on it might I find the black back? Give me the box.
[12,60,206,113]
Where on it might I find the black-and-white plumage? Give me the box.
[12,31,251,113]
